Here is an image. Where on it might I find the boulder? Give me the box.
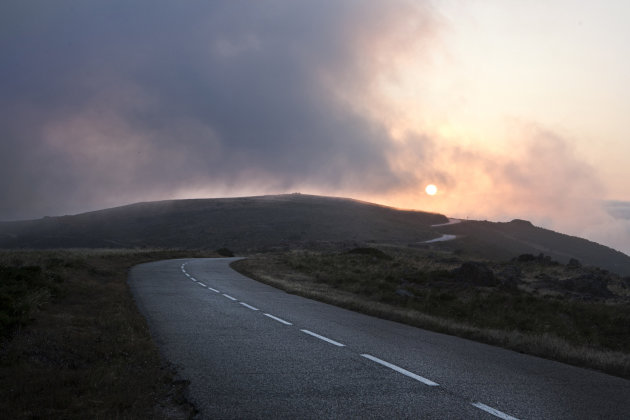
[513,253,558,266]
[395,288,415,298]
[452,262,498,286]
[497,265,521,287]
[562,274,612,298]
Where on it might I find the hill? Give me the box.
[433,219,630,276]
[0,194,446,251]
[1,193,629,275]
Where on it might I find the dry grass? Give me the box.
[2,245,626,420]
[0,248,216,419]
[232,249,630,379]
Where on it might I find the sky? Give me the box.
[1,1,629,254]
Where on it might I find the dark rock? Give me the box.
[513,253,558,266]
[538,253,559,265]
[515,253,537,262]
[216,247,235,257]
[395,288,414,298]
[497,265,521,287]
[562,274,612,298]
[531,273,558,291]
[452,262,498,286]
[567,258,582,269]
[535,273,554,281]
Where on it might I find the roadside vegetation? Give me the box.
[0,248,216,419]
[232,246,630,378]
[2,244,628,418]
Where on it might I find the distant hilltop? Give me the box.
[509,219,534,226]
[0,193,629,276]
[0,194,446,250]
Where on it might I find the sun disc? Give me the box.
[425,184,438,196]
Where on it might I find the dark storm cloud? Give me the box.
[0,0,436,219]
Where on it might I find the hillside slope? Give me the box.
[0,194,446,251]
[435,219,630,276]
[2,194,629,275]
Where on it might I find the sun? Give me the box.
[425,184,438,196]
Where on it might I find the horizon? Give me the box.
[2,192,630,256]
[1,1,629,254]
[4,192,630,219]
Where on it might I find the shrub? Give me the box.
[346,247,392,260]
[216,247,235,257]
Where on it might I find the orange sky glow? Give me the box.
[1,1,628,254]
[176,1,630,252]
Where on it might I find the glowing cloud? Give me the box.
[0,1,628,254]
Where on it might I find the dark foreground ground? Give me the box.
[1,244,628,418]
[0,249,216,419]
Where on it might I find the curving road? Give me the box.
[423,218,461,243]
[129,258,630,419]
[422,234,458,244]
[431,218,462,227]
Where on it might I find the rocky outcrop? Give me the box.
[497,265,521,287]
[513,253,559,266]
[452,262,499,286]
[561,273,612,299]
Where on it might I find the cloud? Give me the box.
[401,124,630,254]
[0,0,442,219]
[1,1,627,255]
[470,124,604,225]
[590,202,630,255]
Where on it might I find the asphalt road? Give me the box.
[129,258,630,419]
[422,234,458,243]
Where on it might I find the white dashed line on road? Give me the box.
[264,313,293,325]
[174,260,524,418]
[471,402,519,420]
[174,260,523,418]
[239,302,259,311]
[300,329,345,347]
[361,354,439,386]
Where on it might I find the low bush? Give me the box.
[346,247,392,260]
[216,247,235,257]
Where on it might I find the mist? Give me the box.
[1,1,628,255]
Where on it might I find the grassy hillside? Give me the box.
[1,193,629,275]
[432,219,630,276]
[0,194,446,251]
